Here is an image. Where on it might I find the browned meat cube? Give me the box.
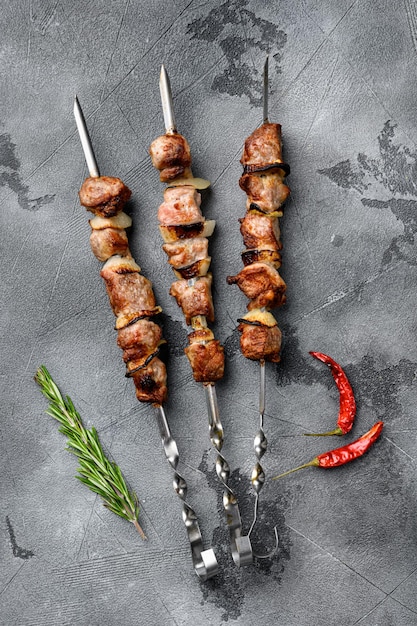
[237,322,282,362]
[89,228,130,261]
[185,339,225,382]
[169,275,214,325]
[158,186,203,225]
[79,176,131,217]
[239,171,290,214]
[131,356,168,405]
[162,237,209,268]
[227,262,286,310]
[100,256,158,327]
[240,123,288,172]
[239,212,281,250]
[149,133,192,182]
[117,318,163,363]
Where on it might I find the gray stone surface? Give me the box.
[1,0,417,624]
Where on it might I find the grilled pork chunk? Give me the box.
[131,356,168,404]
[100,256,159,328]
[149,133,192,182]
[227,262,286,310]
[239,212,281,250]
[162,237,209,269]
[79,176,131,217]
[185,340,225,383]
[89,227,130,261]
[239,171,290,214]
[238,322,282,362]
[117,318,163,363]
[240,123,288,173]
[169,275,214,325]
[158,186,203,225]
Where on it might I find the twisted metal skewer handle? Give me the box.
[252,360,267,496]
[204,384,253,566]
[155,406,218,580]
[248,360,279,559]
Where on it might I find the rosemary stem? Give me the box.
[132,518,147,540]
[35,365,145,539]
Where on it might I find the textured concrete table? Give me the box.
[2,1,417,624]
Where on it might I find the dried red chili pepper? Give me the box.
[272,421,384,480]
[304,351,356,436]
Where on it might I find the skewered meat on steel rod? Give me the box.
[227,58,290,558]
[74,96,218,580]
[149,66,252,567]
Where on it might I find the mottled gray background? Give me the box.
[1,0,417,624]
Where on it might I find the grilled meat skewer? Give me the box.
[74,96,218,580]
[149,66,253,567]
[227,58,290,557]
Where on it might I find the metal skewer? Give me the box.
[158,67,253,566]
[156,405,218,578]
[205,383,252,566]
[248,359,279,558]
[160,65,177,135]
[73,97,100,178]
[263,56,269,124]
[74,96,218,580]
[246,59,280,558]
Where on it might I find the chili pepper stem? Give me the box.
[132,518,147,540]
[272,458,319,480]
[304,427,344,437]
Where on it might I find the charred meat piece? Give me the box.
[149,133,192,182]
[162,237,209,269]
[89,228,130,262]
[169,275,214,325]
[237,322,282,362]
[185,339,225,382]
[239,212,281,250]
[131,356,168,405]
[227,262,286,310]
[239,171,290,214]
[100,256,158,327]
[158,186,203,225]
[79,176,131,217]
[117,318,163,363]
[240,123,289,174]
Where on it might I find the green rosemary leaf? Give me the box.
[76,477,112,501]
[35,365,146,540]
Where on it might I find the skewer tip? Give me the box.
[159,63,177,135]
[73,95,100,179]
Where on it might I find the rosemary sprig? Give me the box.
[34,365,146,539]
